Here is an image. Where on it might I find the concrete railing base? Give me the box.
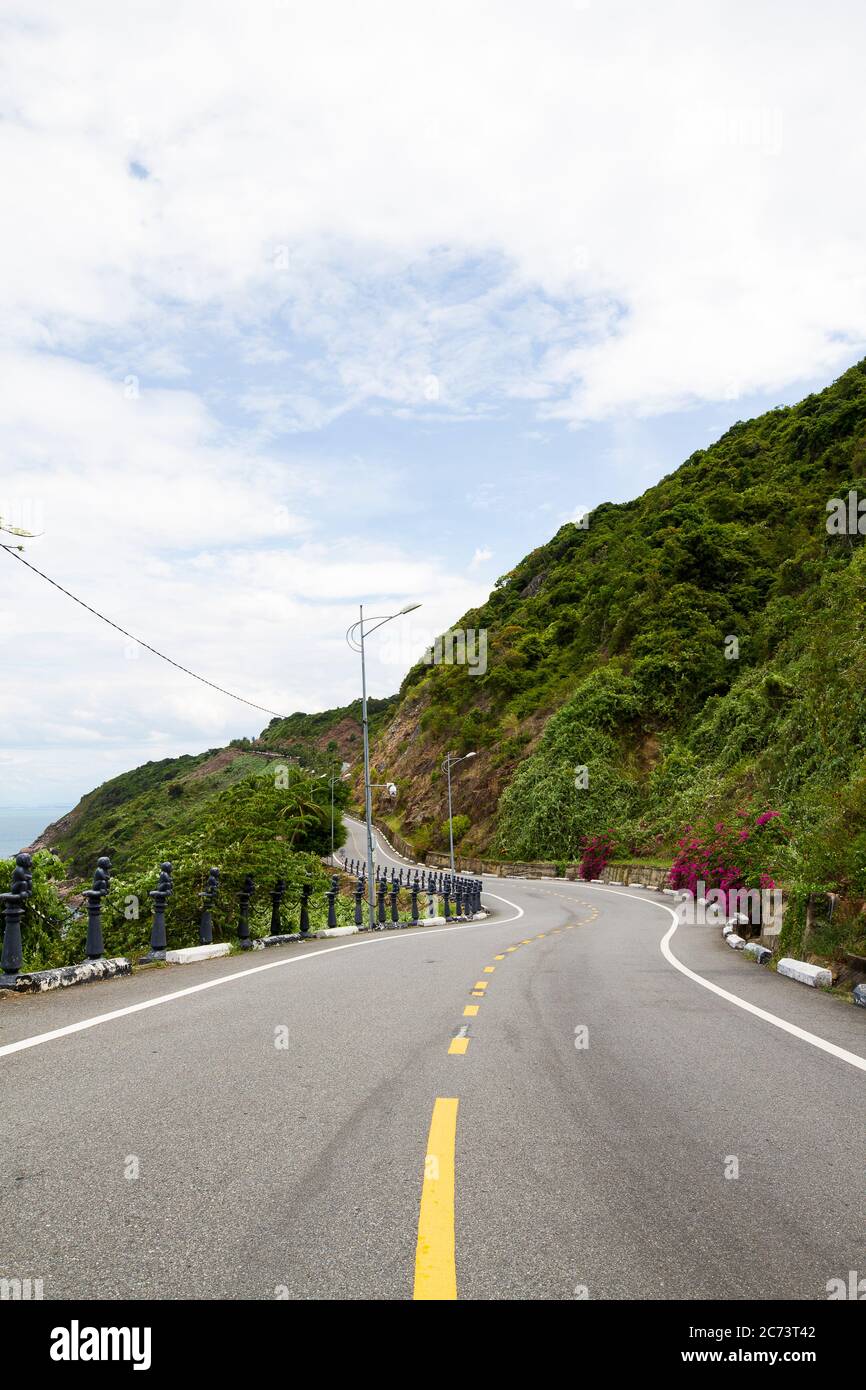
[165,944,230,964]
[251,933,301,949]
[2,957,132,993]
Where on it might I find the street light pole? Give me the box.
[330,770,335,862]
[359,605,377,930]
[349,602,421,929]
[443,750,477,877]
[446,753,455,878]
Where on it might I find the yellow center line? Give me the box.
[483,965,495,973]
[448,1036,470,1055]
[494,954,505,960]
[463,1004,479,1016]
[473,981,488,990]
[414,1097,458,1300]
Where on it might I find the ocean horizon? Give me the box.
[0,807,69,860]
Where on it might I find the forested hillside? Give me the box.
[370,358,866,913]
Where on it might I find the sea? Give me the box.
[0,807,68,859]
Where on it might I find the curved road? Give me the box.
[1,817,864,1301]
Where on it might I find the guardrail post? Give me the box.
[354,874,364,925]
[377,878,386,926]
[146,861,173,959]
[443,877,451,920]
[327,875,338,929]
[83,854,112,959]
[199,866,219,944]
[237,875,254,949]
[299,883,312,936]
[390,878,399,923]
[0,893,25,979]
[410,881,419,924]
[0,853,31,981]
[270,878,286,935]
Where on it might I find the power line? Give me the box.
[1,545,285,719]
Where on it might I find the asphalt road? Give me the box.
[1,817,864,1301]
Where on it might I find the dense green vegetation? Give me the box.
[5,767,352,970]
[393,358,866,933]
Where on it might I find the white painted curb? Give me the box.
[316,925,357,938]
[777,957,833,988]
[726,933,746,950]
[744,942,772,964]
[165,944,231,964]
[722,922,735,937]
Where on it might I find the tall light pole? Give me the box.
[347,603,421,928]
[330,771,336,861]
[443,750,476,876]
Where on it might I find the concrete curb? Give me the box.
[251,933,302,950]
[853,983,866,1008]
[777,957,833,988]
[165,944,230,964]
[743,942,772,964]
[2,957,132,993]
[726,933,746,950]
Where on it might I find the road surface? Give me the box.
[1,817,863,1301]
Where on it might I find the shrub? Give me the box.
[579,831,617,880]
[667,809,790,911]
[442,813,471,845]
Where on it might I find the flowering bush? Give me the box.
[668,809,787,910]
[579,830,617,880]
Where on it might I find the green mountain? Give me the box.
[34,699,395,876]
[31,360,866,964]
[369,358,866,914]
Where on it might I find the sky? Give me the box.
[1,0,865,808]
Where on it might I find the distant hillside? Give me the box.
[34,697,396,875]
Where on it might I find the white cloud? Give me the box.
[469,547,493,570]
[2,0,866,805]
[2,1,864,424]
[0,352,491,799]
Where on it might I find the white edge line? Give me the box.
[0,892,526,1061]
[565,882,866,1076]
